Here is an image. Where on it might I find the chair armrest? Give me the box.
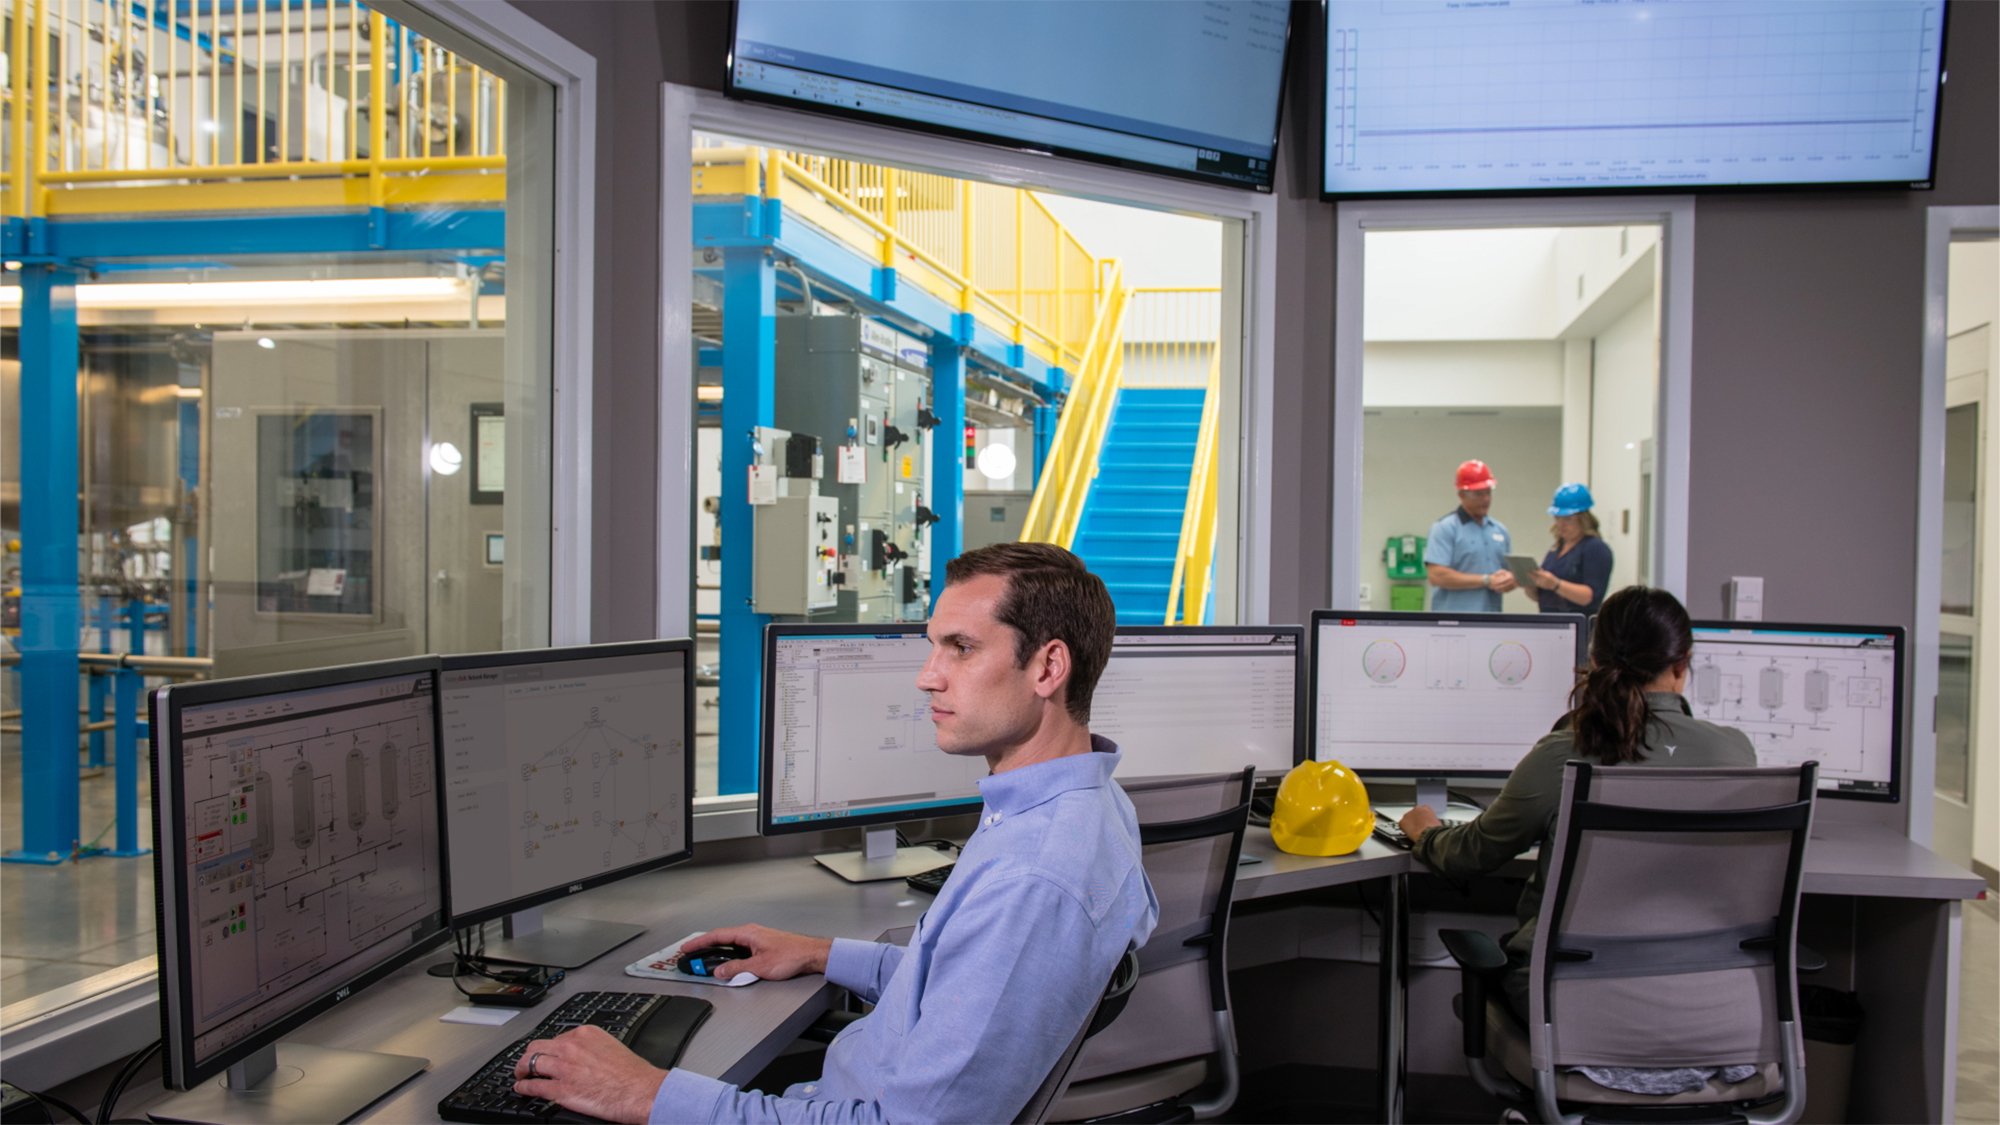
[1439,928,1508,975]
[801,1009,863,1044]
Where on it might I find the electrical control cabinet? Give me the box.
[774,316,934,622]
[753,491,842,614]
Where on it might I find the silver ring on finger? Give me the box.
[527,1051,545,1079]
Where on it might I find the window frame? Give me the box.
[0,0,597,1089]
[1329,196,1696,611]
[659,84,1283,831]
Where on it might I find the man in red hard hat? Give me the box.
[1424,460,1515,612]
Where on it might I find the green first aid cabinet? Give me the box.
[1385,535,1427,611]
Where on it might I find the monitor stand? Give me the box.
[149,1042,425,1124]
[1412,777,1449,817]
[814,826,954,883]
[475,906,645,969]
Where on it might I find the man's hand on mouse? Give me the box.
[680,924,833,981]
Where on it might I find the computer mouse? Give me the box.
[674,942,753,978]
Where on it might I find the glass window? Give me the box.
[1,0,551,1020]
[688,133,1235,797]
[1360,225,1663,615]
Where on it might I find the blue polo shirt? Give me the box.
[1425,507,1511,613]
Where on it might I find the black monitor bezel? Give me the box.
[759,622,985,838]
[150,656,451,1090]
[1687,619,1905,804]
[438,639,698,929]
[1307,609,1589,779]
[1316,0,1952,201]
[724,0,1295,194]
[1106,624,1307,778]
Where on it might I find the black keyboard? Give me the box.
[1373,812,1466,850]
[438,990,713,1123]
[905,862,954,895]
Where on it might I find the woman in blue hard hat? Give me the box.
[1531,482,1613,615]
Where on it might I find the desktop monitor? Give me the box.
[439,640,696,968]
[1310,610,1587,811]
[1094,626,1303,781]
[150,658,448,1124]
[1321,0,1947,198]
[760,623,986,882]
[1688,622,1903,802]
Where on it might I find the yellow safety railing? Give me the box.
[1018,261,1130,548]
[1164,343,1222,625]
[693,143,1102,373]
[2,0,504,218]
[1123,287,1223,389]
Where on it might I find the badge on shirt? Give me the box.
[1493,533,1506,542]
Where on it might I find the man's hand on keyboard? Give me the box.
[1399,805,1444,845]
[511,1025,664,1125]
[680,924,833,982]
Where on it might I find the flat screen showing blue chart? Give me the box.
[1323,0,1946,197]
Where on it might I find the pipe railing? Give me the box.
[2,0,505,218]
[1019,262,1131,548]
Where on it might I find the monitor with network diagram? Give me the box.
[1688,622,1902,801]
[439,640,695,968]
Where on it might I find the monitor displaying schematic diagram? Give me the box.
[1094,627,1303,780]
[1689,622,1903,801]
[150,658,448,1089]
[1310,611,1586,777]
[761,624,987,835]
[439,641,695,927]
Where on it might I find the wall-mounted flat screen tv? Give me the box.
[1322,0,1948,199]
[729,0,1293,191]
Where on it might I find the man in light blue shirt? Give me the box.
[1425,459,1517,613]
[512,543,1159,1124]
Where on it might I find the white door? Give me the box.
[1933,315,1989,870]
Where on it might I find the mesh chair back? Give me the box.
[1528,763,1816,1080]
[1068,769,1254,1085]
[1015,947,1141,1124]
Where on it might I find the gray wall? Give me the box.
[501,0,1998,704]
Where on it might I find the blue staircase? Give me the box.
[1070,387,1207,623]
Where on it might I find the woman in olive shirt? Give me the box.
[1398,586,1756,1017]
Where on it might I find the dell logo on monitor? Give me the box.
[334,986,351,1002]
[569,882,584,894]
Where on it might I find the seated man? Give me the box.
[512,542,1160,1124]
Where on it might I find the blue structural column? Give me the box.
[1031,367,1067,489]
[718,246,776,796]
[7,264,84,865]
[928,330,967,601]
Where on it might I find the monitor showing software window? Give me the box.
[1311,611,1586,808]
[439,640,694,968]
[1094,626,1302,780]
[761,624,987,882]
[1688,622,1902,801]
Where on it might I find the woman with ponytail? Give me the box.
[1398,586,1755,1017]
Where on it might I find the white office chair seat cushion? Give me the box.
[1484,997,1783,1107]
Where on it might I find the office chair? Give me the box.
[1017,945,1143,1124]
[1440,762,1818,1125]
[1050,767,1257,1124]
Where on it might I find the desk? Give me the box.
[124,826,1979,1124]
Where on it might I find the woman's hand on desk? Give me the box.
[512,1024,664,1125]
[682,923,833,982]
[1399,805,1443,844]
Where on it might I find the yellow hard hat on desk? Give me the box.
[1270,759,1373,856]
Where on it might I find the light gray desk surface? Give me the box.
[132,854,937,1123]
[130,824,1980,1123]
